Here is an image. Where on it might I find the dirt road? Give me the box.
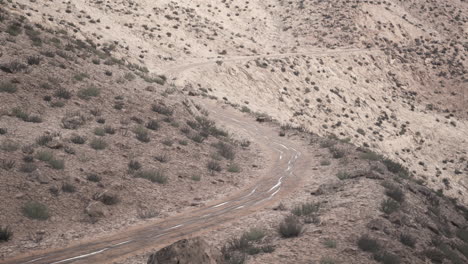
[1,98,314,264]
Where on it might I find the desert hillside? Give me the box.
[0,0,467,264]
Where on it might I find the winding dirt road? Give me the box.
[1,47,382,264]
[1,97,313,264]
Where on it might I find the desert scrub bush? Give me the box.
[241,106,251,113]
[381,198,400,214]
[207,160,222,174]
[162,139,173,146]
[383,183,405,203]
[357,128,366,136]
[320,257,337,264]
[6,22,22,36]
[279,215,303,238]
[1,140,19,152]
[104,126,115,135]
[191,175,201,181]
[292,202,320,216]
[329,146,345,159]
[36,150,54,162]
[90,138,107,150]
[61,182,76,193]
[399,234,416,248]
[101,193,119,205]
[11,107,42,123]
[179,139,188,146]
[323,239,337,248]
[146,120,159,131]
[73,72,89,81]
[70,135,86,144]
[228,163,241,173]
[134,126,150,143]
[54,88,72,99]
[214,142,235,160]
[0,128,7,135]
[36,134,53,146]
[0,226,12,242]
[383,158,409,178]
[242,228,266,242]
[154,153,170,163]
[360,150,382,161]
[135,169,168,184]
[124,72,136,81]
[373,252,401,264]
[128,160,141,171]
[138,209,159,219]
[423,249,445,263]
[20,163,37,173]
[151,104,173,116]
[87,174,101,182]
[357,235,380,252]
[22,201,49,220]
[78,86,101,100]
[1,159,15,171]
[456,229,468,242]
[49,159,65,170]
[93,127,106,136]
[320,139,336,148]
[336,171,350,180]
[190,134,205,143]
[320,160,331,166]
[27,55,42,65]
[0,82,17,93]
[61,112,86,129]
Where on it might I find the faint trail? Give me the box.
[164,47,384,76]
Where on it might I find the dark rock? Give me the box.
[147,237,223,264]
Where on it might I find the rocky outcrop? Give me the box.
[147,237,223,264]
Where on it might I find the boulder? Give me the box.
[85,202,108,218]
[30,170,51,184]
[147,237,223,264]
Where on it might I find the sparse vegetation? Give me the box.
[323,239,337,248]
[54,88,72,99]
[207,160,222,173]
[336,171,350,180]
[152,104,173,116]
[134,126,150,142]
[70,135,86,144]
[78,86,101,100]
[61,182,76,193]
[399,234,416,248]
[128,160,141,171]
[90,138,107,150]
[36,150,54,162]
[357,235,380,252]
[135,170,168,184]
[292,202,320,216]
[0,140,19,152]
[279,215,303,238]
[146,120,160,130]
[214,142,235,160]
[0,226,12,242]
[228,163,241,173]
[0,82,17,93]
[101,193,119,205]
[381,198,400,214]
[87,174,101,182]
[383,158,409,178]
[22,201,49,220]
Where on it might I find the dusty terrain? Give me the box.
[1,0,467,264]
